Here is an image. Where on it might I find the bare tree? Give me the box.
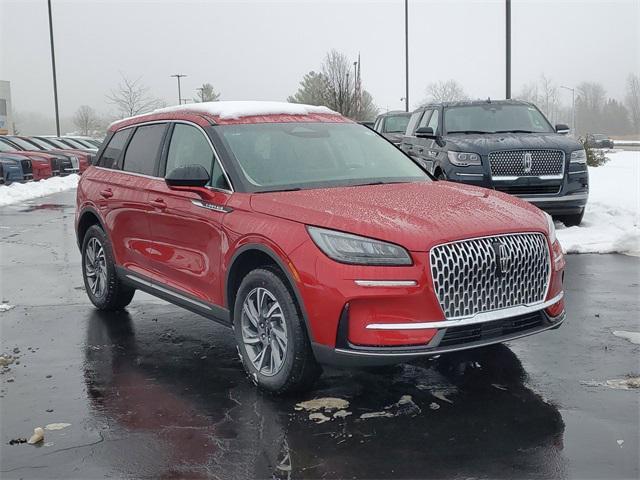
[538,75,560,124]
[321,50,355,116]
[576,81,607,135]
[106,75,164,118]
[194,83,221,102]
[625,73,640,134]
[73,105,99,135]
[422,80,467,104]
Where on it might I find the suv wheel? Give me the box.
[82,225,135,311]
[234,268,321,394]
[558,209,585,227]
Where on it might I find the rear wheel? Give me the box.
[558,209,584,227]
[82,225,135,311]
[234,268,321,394]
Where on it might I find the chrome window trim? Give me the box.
[428,231,552,320]
[366,291,563,330]
[111,119,234,193]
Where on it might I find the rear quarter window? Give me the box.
[99,129,132,169]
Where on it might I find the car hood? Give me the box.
[445,132,581,155]
[0,152,29,162]
[250,181,549,252]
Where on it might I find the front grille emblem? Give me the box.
[522,152,533,174]
[492,241,511,276]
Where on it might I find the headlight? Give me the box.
[545,212,557,244]
[570,149,587,164]
[307,226,412,266]
[447,151,481,166]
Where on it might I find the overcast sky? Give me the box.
[1,0,638,121]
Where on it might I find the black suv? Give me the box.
[373,111,412,145]
[400,100,589,226]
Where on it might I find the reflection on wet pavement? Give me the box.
[84,309,565,479]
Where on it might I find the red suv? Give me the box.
[76,101,566,393]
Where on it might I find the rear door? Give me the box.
[98,123,168,278]
[399,109,424,157]
[146,122,232,309]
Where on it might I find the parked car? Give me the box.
[373,111,412,145]
[64,136,101,150]
[399,99,589,226]
[0,153,33,184]
[4,136,82,175]
[30,136,92,172]
[584,133,614,149]
[0,136,61,180]
[76,101,565,394]
[359,121,375,129]
[50,136,98,152]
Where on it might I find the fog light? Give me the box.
[546,298,564,318]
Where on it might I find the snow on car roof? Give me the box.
[153,101,338,120]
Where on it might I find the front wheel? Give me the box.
[234,268,321,394]
[558,209,585,227]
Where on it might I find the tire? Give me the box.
[233,268,321,394]
[81,224,135,311]
[558,209,584,227]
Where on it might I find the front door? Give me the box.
[146,123,232,309]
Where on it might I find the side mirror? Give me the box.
[415,126,436,138]
[165,164,210,188]
[555,124,570,134]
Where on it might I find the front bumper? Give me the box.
[313,307,565,367]
[520,190,588,215]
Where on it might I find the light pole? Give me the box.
[561,85,576,135]
[47,0,60,136]
[170,74,187,105]
[505,0,511,99]
[404,0,409,112]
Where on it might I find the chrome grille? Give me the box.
[430,233,550,320]
[489,150,564,178]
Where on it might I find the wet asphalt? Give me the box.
[0,190,638,480]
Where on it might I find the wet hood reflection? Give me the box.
[84,309,565,479]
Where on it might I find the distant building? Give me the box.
[0,81,14,135]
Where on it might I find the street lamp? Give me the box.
[170,74,187,105]
[561,85,576,135]
[404,0,409,112]
[47,0,60,136]
[506,0,511,99]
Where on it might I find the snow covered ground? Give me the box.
[0,151,638,255]
[556,150,639,256]
[0,174,79,207]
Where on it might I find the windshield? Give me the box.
[383,114,411,133]
[9,137,44,151]
[217,123,429,192]
[0,140,19,152]
[443,104,554,134]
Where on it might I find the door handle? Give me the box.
[150,198,167,210]
[99,189,113,198]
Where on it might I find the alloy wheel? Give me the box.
[241,287,288,377]
[85,237,107,299]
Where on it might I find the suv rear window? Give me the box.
[100,129,131,169]
[122,124,166,176]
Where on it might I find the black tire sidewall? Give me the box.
[233,269,302,392]
[81,225,119,309]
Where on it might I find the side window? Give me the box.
[122,124,166,176]
[418,109,433,129]
[374,117,382,132]
[405,111,423,136]
[165,124,230,190]
[100,129,131,169]
[427,109,439,133]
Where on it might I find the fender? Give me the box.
[226,242,315,342]
[76,205,108,250]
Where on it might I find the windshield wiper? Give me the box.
[256,187,301,193]
[494,129,534,133]
[351,180,410,187]
[446,130,492,134]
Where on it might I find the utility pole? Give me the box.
[561,85,576,135]
[170,74,187,105]
[505,0,511,99]
[47,0,60,136]
[404,0,409,112]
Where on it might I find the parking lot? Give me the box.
[0,189,638,479]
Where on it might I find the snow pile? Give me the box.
[0,174,79,207]
[153,101,338,119]
[556,150,640,256]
